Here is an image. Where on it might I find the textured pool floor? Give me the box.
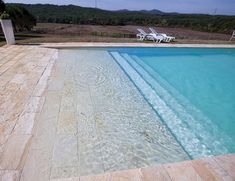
[22,49,189,180]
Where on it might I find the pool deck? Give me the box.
[0,45,58,180]
[0,44,234,181]
[41,42,235,48]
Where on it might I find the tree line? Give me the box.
[2,2,235,34]
[13,3,235,34]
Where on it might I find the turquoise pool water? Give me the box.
[109,47,235,159]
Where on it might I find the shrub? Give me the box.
[0,11,9,19]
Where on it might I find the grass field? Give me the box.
[1,23,235,45]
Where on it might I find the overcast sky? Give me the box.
[5,0,235,15]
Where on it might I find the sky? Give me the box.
[5,0,235,15]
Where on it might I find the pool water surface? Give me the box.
[26,47,235,179]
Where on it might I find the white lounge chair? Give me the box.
[137,28,163,43]
[230,30,235,41]
[149,27,175,42]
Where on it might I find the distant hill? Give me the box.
[140,9,165,15]
[7,3,235,34]
[115,9,165,15]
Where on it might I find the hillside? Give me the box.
[7,3,235,34]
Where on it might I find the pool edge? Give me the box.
[40,42,235,49]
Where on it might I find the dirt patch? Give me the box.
[1,23,234,45]
[34,23,232,41]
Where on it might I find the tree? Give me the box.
[6,4,36,31]
[0,0,5,14]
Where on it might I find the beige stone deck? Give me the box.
[0,44,234,181]
[0,45,58,180]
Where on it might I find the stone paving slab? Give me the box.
[0,170,20,181]
[0,45,58,180]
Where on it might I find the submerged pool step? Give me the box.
[121,53,217,157]
[111,51,235,158]
[126,54,232,156]
[110,51,212,158]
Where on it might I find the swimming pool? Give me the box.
[109,47,235,159]
[37,47,235,178]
